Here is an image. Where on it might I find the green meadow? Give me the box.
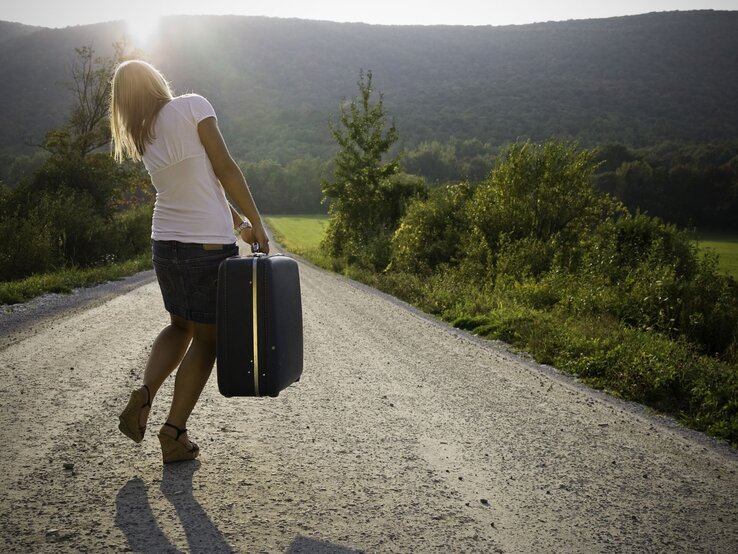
[698,233,738,280]
[265,215,329,255]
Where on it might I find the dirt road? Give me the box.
[1,245,737,553]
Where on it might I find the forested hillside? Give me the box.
[1,11,737,162]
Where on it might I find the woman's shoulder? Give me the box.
[167,94,217,123]
[172,93,211,105]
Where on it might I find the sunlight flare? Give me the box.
[126,14,162,47]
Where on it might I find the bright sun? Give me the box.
[126,14,162,47]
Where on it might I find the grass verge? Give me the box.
[340,264,738,447]
[0,253,152,305]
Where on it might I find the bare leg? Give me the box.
[135,314,193,430]
[159,322,217,448]
[144,314,194,394]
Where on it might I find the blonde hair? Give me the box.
[110,60,173,162]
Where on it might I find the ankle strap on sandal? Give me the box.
[142,384,151,407]
[163,422,187,439]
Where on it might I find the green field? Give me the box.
[265,215,329,254]
[698,233,738,280]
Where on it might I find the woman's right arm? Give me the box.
[197,116,270,253]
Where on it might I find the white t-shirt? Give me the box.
[142,94,234,244]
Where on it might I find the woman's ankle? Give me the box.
[160,421,185,436]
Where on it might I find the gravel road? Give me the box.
[1,243,737,553]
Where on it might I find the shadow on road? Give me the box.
[115,476,180,553]
[116,460,234,553]
[160,460,235,553]
[116,461,362,553]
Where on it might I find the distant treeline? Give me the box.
[397,138,738,233]
[239,157,329,214]
[3,139,737,230]
[594,142,738,232]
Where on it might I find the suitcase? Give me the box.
[216,253,303,397]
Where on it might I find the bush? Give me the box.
[469,141,611,249]
[391,183,473,273]
[0,199,58,281]
[0,187,153,282]
[589,213,698,282]
[109,204,153,261]
[494,235,555,280]
[575,213,738,357]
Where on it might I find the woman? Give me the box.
[111,60,269,463]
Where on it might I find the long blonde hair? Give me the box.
[110,60,173,162]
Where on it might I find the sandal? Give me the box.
[118,385,151,443]
[158,422,199,464]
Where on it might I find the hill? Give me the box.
[0,20,43,42]
[1,11,737,161]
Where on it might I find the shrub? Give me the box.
[0,200,58,281]
[0,188,153,281]
[468,141,611,250]
[390,183,473,274]
[109,204,153,261]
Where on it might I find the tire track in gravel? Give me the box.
[0,244,737,553]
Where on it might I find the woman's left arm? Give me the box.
[198,117,269,253]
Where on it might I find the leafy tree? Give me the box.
[402,140,458,184]
[322,70,425,269]
[68,45,123,156]
[240,157,329,214]
[39,44,125,159]
[400,137,497,184]
[22,44,146,217]
[593,141,738,232]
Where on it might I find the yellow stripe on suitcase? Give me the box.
[252,256,260,396]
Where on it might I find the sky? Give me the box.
[1,0,737,28]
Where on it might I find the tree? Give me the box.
[402,140,458,184]
[26,44,150,217]
[40,44,125,158]
[322,70,424,269]
[2,44,151,276]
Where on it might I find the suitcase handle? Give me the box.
[251,242,260,253]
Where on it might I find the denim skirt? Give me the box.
[152,240,239,324]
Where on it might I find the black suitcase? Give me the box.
[216,253,303,397]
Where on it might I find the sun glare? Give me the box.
[126,15,162,47]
